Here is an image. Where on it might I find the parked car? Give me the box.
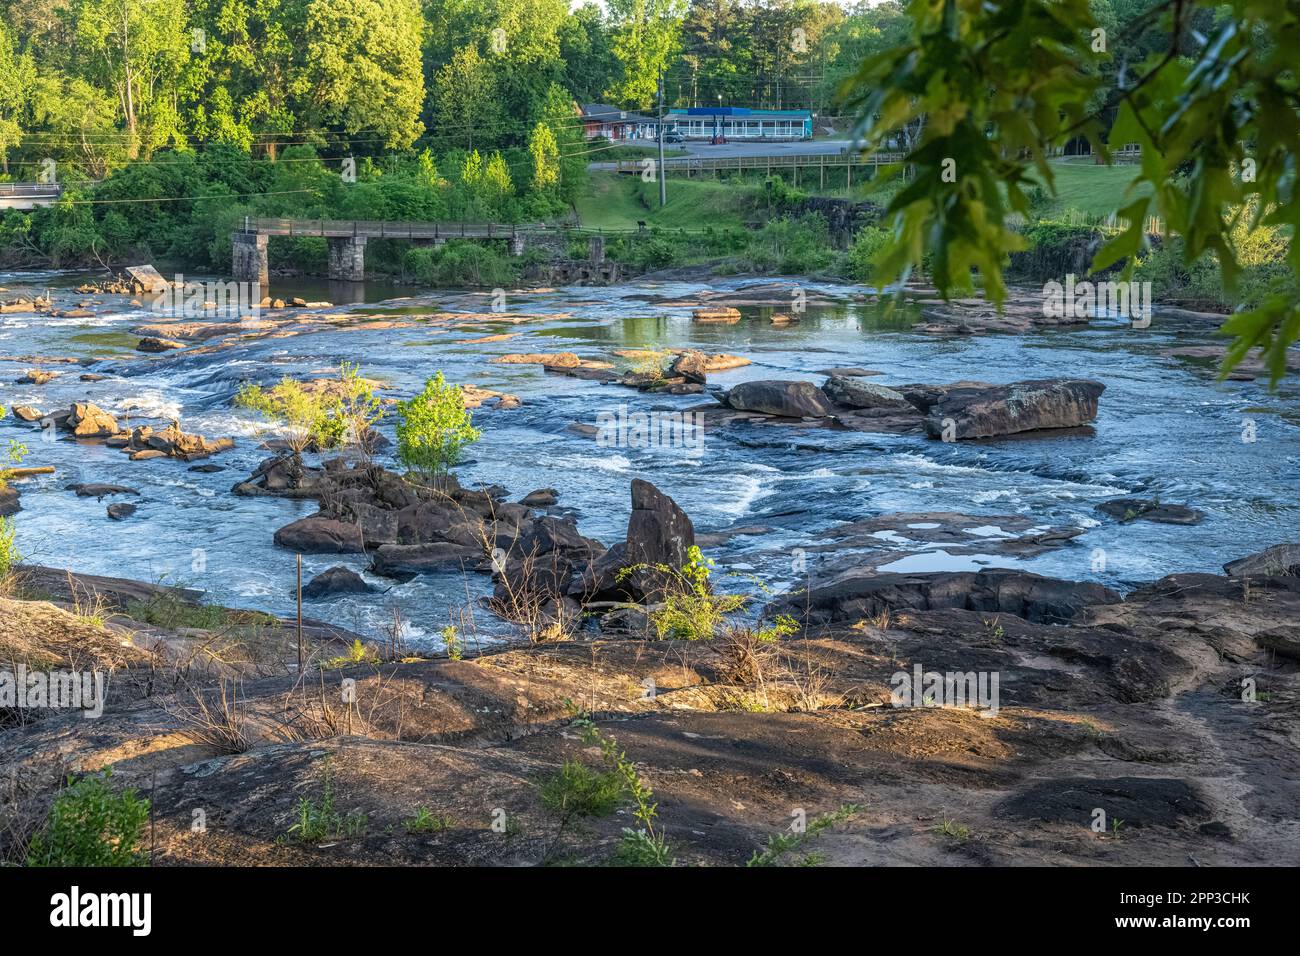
[663,129,683,144]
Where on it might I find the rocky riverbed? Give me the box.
[1,269,1298,865]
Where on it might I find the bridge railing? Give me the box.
[0,183,63,197]
[246,217,543,239]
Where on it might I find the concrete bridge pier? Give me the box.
[232,232,269,288]
[509,234,526,256]
[588,234,605,264]
[327,236,367,281]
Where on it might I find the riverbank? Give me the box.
[2,525,1298,866]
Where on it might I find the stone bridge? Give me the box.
[232,217,563,284]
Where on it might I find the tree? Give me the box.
[431,45,500,150]
[71,0,192,158]
[395,373,481,478]
[528,121,560,193]
[845,0,1300,384]
[0,17,34,174]
[299,0,426,148]
[605,0,687,109]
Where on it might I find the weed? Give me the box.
[932,818,971,841]
[287,759,367,842]
[404,807,454,834]
[747,804,860,866]
[26,771,150,867]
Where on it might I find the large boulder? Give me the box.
[1224,543,1300,578]
[65,402,119,438]
[302,566,377,599]
[920,379,1104,440]
[232,455,323,498]
[776,568,1122,627]
[142,422,234,461]
[822,376,912,411]
[0,486,18,517]
[725,380,835,418]
[620,479,695,602]
[273,516,365,554]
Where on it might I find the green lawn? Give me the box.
[1031,158,1152,219]
[574,172,762,232]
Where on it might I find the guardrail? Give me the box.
[244,217,542,240]
[0,183,63,197]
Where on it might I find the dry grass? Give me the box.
[0,596,145,671]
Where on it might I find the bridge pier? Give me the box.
[509,234,526,256]
[232,233,269,288]
[327,236,367,281]
[588,235,605,264]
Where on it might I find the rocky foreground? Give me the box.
[1,471,1297,866]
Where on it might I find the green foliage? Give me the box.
[401,241,519,287]
[747,804,861,867]
[539,758,626,820]
[0,515,20,583]
[404,807,454,834]
[441,624,463,661]
[564,702,672,867]
[288,759,368,841]
[847,0,1300,385]
[848,225,892,283]
[27,772,150,867]
[236,364,381,458]
[395,373,481,477]
[0,438,26,489]
[619,545,747,641]
[742,215,836,275]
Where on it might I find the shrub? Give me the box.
[848,226,892,283]
[0,516,18,583]
[0,437,27,488]
[538,759,625,821]
[26,772,150,867]
[234,377,339,457]
[618,546,747,641]
[395,373,481,478]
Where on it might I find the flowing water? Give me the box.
[3,268,1298,645]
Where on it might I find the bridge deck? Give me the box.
[243,217,550,240]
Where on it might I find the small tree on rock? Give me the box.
[395,372,480,480]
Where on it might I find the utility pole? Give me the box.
[657,69,667,208]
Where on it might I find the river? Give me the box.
[3,268,1297,646]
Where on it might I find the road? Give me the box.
[589,138,858,171]
[678,139,854,158]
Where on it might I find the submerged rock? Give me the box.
[1096,497,1204,525]
[67,483,139,499]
